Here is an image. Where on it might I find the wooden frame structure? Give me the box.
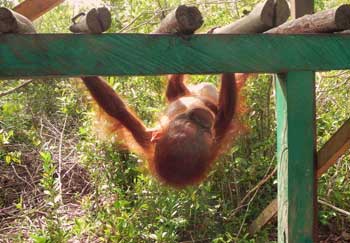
[249,1,350,240]
[249,117,350,235]
[1,0,350,242]
[1,33,348,243]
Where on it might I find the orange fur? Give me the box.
[93,105,154,161]
[83,73,251,188]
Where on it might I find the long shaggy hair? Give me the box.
[152,119,213,187]
[86,73,250,188]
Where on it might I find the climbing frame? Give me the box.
[1,0,350,242]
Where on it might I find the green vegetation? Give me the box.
[0,0,349,242]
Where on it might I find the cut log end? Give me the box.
[275,0,290,26]
[211,0,285,34]
[335,4,350,30]
[175,5,203,34]
[70,7,111,34]
[0,7,12,18]
[85,7,112,33]
[86,9,101,33]
[260,0,275,27]
[0,7,17,33]
[97,7,112,30]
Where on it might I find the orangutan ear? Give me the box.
[151,130,163,143]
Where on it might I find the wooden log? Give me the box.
[13,0,64,21]
[274,0,290,26]
[266,4,350,33]
[152,5,203,34]
[69,7,111,34]
[212,0,275,34]
[248,118,350,235]
[0,7,36,34]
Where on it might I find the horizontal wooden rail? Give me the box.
[317,119,350,177]
[1,34,350,78]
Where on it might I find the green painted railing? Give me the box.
[0,34,350,77]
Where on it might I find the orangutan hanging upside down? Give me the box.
[81,73,248,188]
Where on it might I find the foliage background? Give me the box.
[0,0,349,242]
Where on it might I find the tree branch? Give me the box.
[0,79,34,98]
[318,199,350,217]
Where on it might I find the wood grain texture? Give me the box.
[281,3,317,242]
[267,4,350,34]
[276,72,317,243]
[275,0,291,26]
[317,118,350,177]
[152,5,203,34]
[13,0,64,21]
[212,0,275,34]
[69,7,111,34]
[0,7,36,33]
[1,34,350,78]
[248,199,277,235]
[211,0,290,34]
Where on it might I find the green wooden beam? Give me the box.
[1,34,350,78]
[276,72,317,243]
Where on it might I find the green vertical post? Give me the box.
[276,72,317,242]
